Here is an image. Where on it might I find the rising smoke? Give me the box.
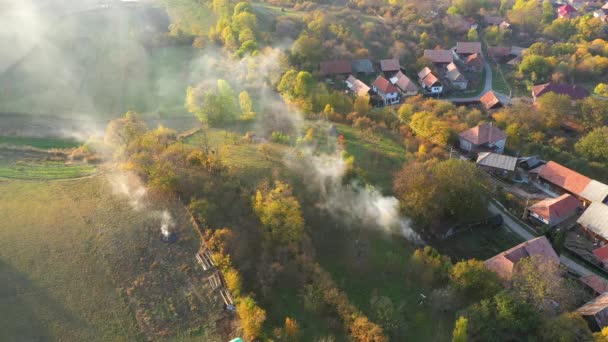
[288,151,423,244]
[108,172,175,238]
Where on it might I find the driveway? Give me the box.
[488,200,594,276]
[446,62,499,102]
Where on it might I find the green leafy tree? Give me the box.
[294,71,314,98]
[541,0,554,24]
[452,316,468,342]
[278,69,298,98]
[519,55,554,82]
[353,95,372,116]
[466,28,479,42]
[575,127,608,162]
[541,313,593,342]
[536,92,571,129]
[466,292,540,341]
[452,0,486,17]
[239,90,256,120]
[511,255,584,314]
[449,259,501,303]
[508,0,542,35]
[579,98,608,131]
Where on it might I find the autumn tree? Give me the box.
[579,97,608,131]
[239,90,256,121]
[253,181,305,245]
[408,111,451,145]
[575,127,608,162]
[350,315,388,342]
[511,255,586,314]
[353,95,372,116]
[452,316,468,342]
[104,111,147,151]
[536,92,571,129]
[449,259,501,303]
[465,291,540,341]
[237,296,267,341]
[185,80,239,125]
[410,246,453,287]
[541,313,593,342]
[284,317,301,342]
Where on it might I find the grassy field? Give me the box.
[0,6,197,119]
[433,225,524,261]
[0,176,232,341]
[0,160,97,180]
[0,136,80,149]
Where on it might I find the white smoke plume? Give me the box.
[108,171,175,238]
[288,151,423,244]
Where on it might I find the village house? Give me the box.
[593,244,608,268]
[458,122,507,154]
[446,62,468,90]
[576,293,608,332]
[532,82,590,102]
[577,202,608,243]
[351,59,375,76]
[558,4,578,18]
[423,49,454,67]
[380,59,401,76]
[464,53,484,72]
[527,194,583,227]
[418,67,443,94]
[480,91,503,110]
[483,15,511,29]
[454,42,482,60]
[345,75,371,97]
[518,156,544,170]
[476,152,517,177]
[390,71,418,96]
[320,60,352,77]
[488,46,512,62]
[485,236,559,279]
[529,161,591,200]
[372,75,400,105]
[580,274,608,297]
[581,180,608,204]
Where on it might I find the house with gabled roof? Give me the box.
[527,194,582,226]
[320,60,352,76]
[351,59,375,75]
[480,91,503,110]
[581,180,608,204]
[485,236,560,279]
[532,83,590,102]
[458,122,507,154]
[529,161,591,200]
[464,53,484,72]
[372,75,400,105]
[593,244,608,268]
[389,71,418,96]
[455,42,482,59]
[578,202,608,243]
[446,62,468,90]
[345,75,371,97]
[558,4,577,19]
[418,67,443,94]
[579,274,608,296]
[423,49,454,66]
[576,293,608,332]
[380,59,401,74]
[476,152,517,177]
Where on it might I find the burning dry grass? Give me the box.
[0,175,236,341]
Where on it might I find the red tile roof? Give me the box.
[320,60,352,75]
[380,59,400,72]
[346,75,370,96]
[456,42,482,55]
[480,91,501,110]
[421,72,440,88]
[465,53,484,69]
[594,244,608,262]
[373,76,397,94]
[423,49,454,64]
[392,71,418,92]
[537,161,591,196]
[458,122,507,145]
[528,194,582,224]
[532,83,590,100]
[485,236,559,279]
[558,4,577,17]
[580,274,608,295]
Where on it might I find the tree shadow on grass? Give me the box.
[0,259,90,341]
